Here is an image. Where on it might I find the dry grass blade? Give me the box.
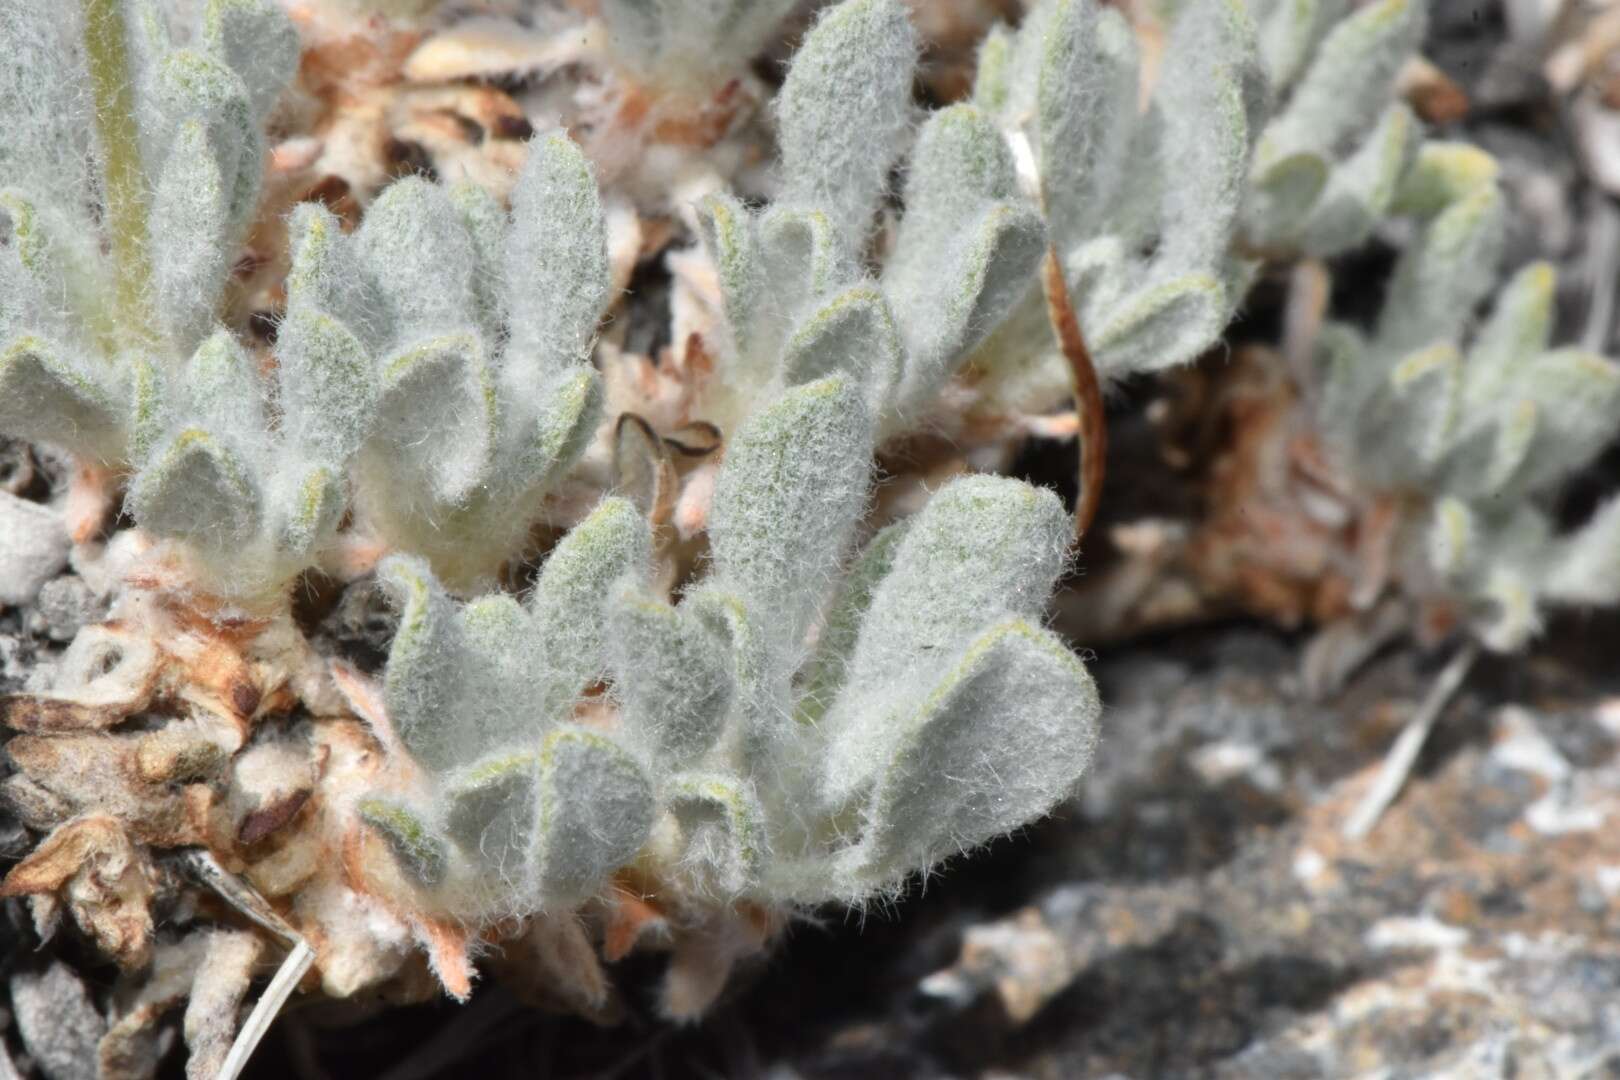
[181,850,317,1080]
[217,939,315,1080]
[1040,248,1107,543]
[1342,642,1479,840]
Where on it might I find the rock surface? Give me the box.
[748,626,1620,1078]
[0,495,68,610]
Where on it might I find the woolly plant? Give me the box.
[0,1,617,603]
[684,0,1048,439]
[353,373,1100,998]
[956,0,1266,427]
[0,0,305,595]
[279,131,612,592]
[1309,144,1620,650]
[0,0,1097,1063]
[1241,0,1427,258]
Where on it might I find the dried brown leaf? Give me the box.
[2,816,156,969]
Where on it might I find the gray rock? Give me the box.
[0,493,69,608]
[31,576,109,644]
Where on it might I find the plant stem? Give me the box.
[82,0,158,351]
[1040,247,1107,543]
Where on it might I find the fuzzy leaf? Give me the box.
[1477,400,1539,497]
[609,592,732,769]
[1376,184,1506,358]
[185,329,266,440]
[1312,322,1374,451]
[1244,151,1330,250]
[0,336,122,461]
[203,0,299,120]
[504,132,610,381]
[780,284,903,415]
[453,593,554,756]
[379,555,473,773]
[127,428,260,547]
[1298,102,1419,256]
[151,120,232,354]
[1091,272,1233,376]
[532,726,655,904]
[1156,0,1263,272]
[443,751,536,879]
[903,104,1020,222]
[125,353,169,465]
[285,204,380,348]
[447,181,507,339]
[519,366,603,489]
[683,587,782,768]
[747,206,860,373]
[356,177,480,347]
[970,23,1014,112]
[798,521,910,725]
[1387,342,1462,477]
[697,193,764,361]
[275,463,344,557]
[1391,141,1499,217]
[838,474,1068,704]
[1257,0,1346,88]
[758,206,856,309]
[775,0,916,250]
[667,772,768,897]
[1262,0,1422,162]
[831,618,1100,893]
[1426,496,1476,583]
[886,104,1047,403]
[1508,348,1620,496]
[153,51,259,239]
[1462,261,1556,411]
[1027,1,1132,243]
[708,375,873,653]
[358,798,447,887]
[0,190,106,348]
[460,593,530,671]
[1479,561,1541,653]
[275,309,378,465]
[369,334,496,505]
[0,4,94,210]
[528,497,652,713]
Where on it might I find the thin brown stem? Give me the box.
[1040,247,1107,543]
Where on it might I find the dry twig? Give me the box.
[1343,642,1480,840]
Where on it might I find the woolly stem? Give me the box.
[83,0,158,352]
